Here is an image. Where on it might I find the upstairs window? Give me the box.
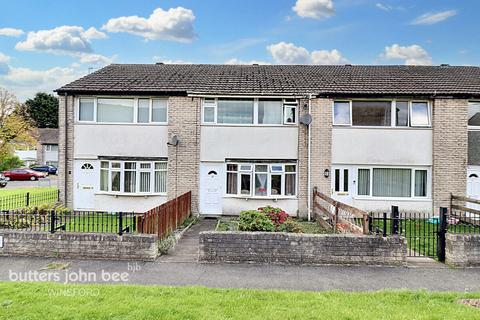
[333,100,431,128]
[44,144,58,152]
[469,102,480,127]
[78,97,168,124]
[352,101,391,126]
[97,98,134,123]
[203,98,297,125]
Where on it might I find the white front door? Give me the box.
[74,161,96,210]
[331,166,353,204]
[467,168,480,210]
[199,163,224,215]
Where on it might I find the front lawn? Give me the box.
[0,282,479,319]
[0,187,58,210]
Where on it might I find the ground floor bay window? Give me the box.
[226,162,297,197]
[356,167,429,199]
[100,160,167,194]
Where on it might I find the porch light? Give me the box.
[324,169,330,178]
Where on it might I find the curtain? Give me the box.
[373,168,411,197]
[79,98,94,121]
[138,99,150,123]
[100,169,108,191]
[154,170,166,193]
[152,99,167,122]
[414,170,427,197]
[140,172,151,192]
[227,172,237,194]
[285,173,296,196]
[255,174,268,196]
[258,100,282,124]
[357,169,370,196]
[217,99,254,124]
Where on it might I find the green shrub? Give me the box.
[281,218,304,233]
[238,210,275,232]
[0,155,24,171]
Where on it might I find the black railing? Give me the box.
[0,210,138,235]
[0,189,59,210]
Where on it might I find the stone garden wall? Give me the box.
[199,231,407,266]
[0,230,159,261]
[446,233,480,267]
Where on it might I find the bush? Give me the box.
[0,155,24,171]
[238,210,275,232]
[281,218,303,233]
[259,206,289,231]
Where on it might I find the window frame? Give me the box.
[98,160,168,196]
[225,162,297,199]
[76,97,168,125]
[468,101,480,129]
[355,166,430,200]
[202,97,298,126]
[332,100,431,128]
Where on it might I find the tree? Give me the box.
[25,92,59,128]
[0,88,36,159]
[0,154,23,171]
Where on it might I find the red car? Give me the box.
[3,168,45,181]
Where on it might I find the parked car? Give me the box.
[3,168,45,181]
[30,164,57,175]
[0,173,7,188]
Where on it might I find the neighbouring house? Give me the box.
[55,64,480,215]
[14,149,37,167]
[36,128,59,168]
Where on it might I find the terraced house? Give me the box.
[55,64,480,216]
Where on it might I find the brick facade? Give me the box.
[58,95,75,207]
[298,98,332,217]
[167,96,201,213]
[432,99,468,213]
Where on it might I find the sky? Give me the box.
[0,0,478,101]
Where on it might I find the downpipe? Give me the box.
[307,94,312,221]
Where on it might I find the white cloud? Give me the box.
[15,26,111,66]
[225,58,271,65]
[381,44,432,65]
[375,3,404,11]
[102,7,196,42]
[0,66,83,101]
[16,25,107,55]
[411,10,457,25]
[0,52,10,63]
[267,42,348,65]
[0,52,10,75]
[293,0,334,20]
[152,57,193,64]
[0,27,25,37]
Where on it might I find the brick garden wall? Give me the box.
[199,231,407,266]
[446,233,480,267]
[0,230,159,261]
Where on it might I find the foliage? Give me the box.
[278,218,304,233]
[0,88,36,158]
[216,219,239,231]
[259,206,289,231]
[238,210,275,232]
[0,154,23,171]
[25,92,59,128]
[1,282,480,319]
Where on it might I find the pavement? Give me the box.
[0,218,479,292]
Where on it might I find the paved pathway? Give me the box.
[159,218,217,263]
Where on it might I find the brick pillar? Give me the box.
[432,98,468,213]
[57,95,75,208]
[167,96,201,214]
[298,97,332,218]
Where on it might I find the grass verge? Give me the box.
[0,282,479,319]
[0,187,58,210]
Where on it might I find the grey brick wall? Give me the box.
[0,230,159,261]
[167,96,201,214]
[58,95,75,207]
[199,231,407,266]
[432,99,468,213]
[298,98,332,217]
[446,233,480,267]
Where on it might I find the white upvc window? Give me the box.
[332,100,431,128]
[356,167,429,199]
[44,144,58,152]
[99,160,167,195]
[226,162,297,198]
[77,97,168,124]
[202,97,298,125]
[468,101,480,128]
